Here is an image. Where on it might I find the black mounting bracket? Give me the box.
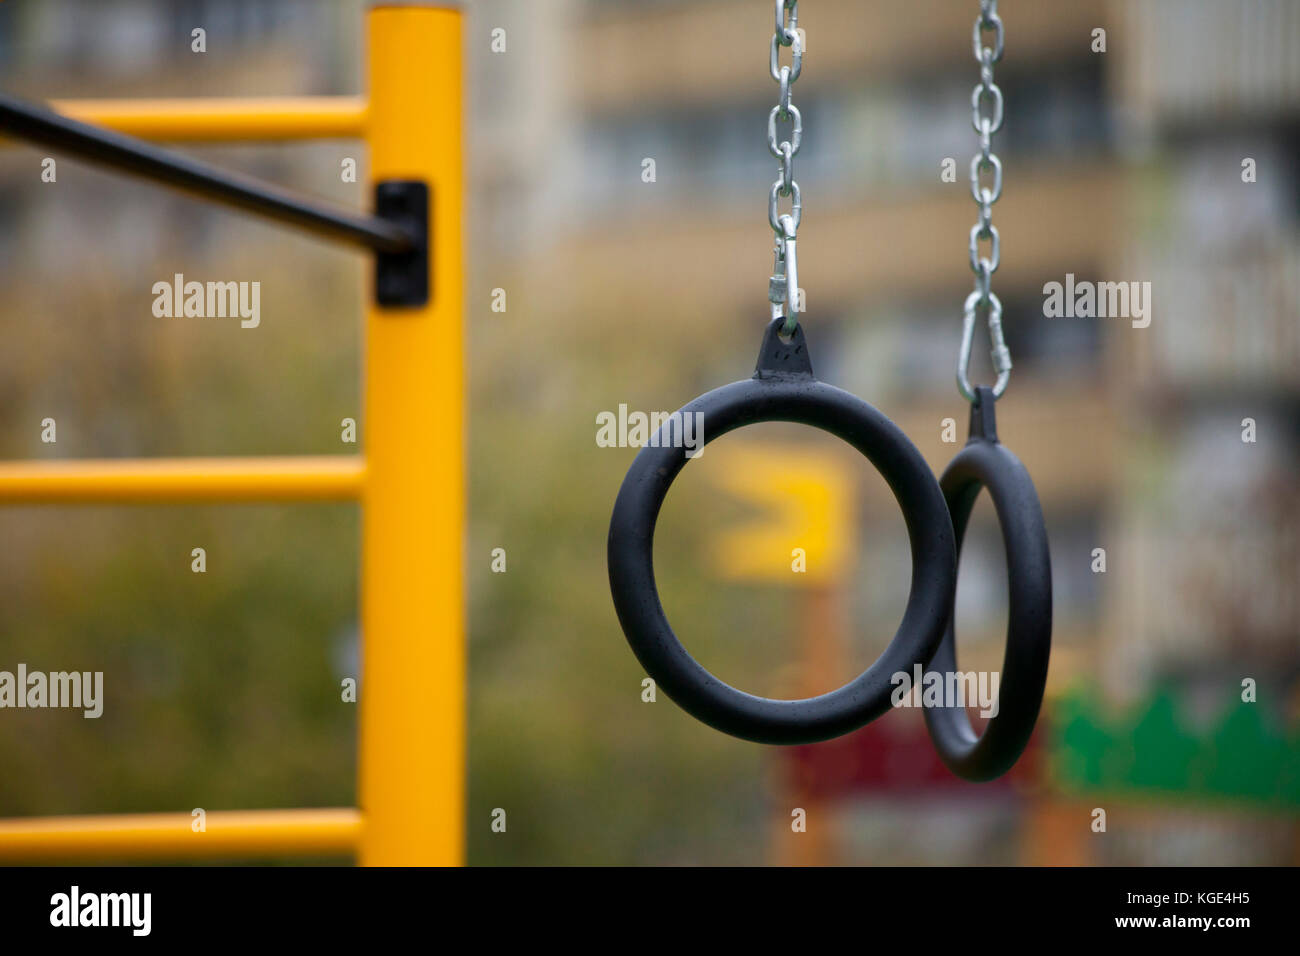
[374,180,430,308]
[967,384,999,443]
[753,316,815,381]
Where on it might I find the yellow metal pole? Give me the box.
[0,808,361,862]
[359,2,464,866]
[0,456,364,503]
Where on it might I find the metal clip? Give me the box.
[768,215,799,335]
[957,290,1011,401]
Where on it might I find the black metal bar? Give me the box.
[0,93,415,254]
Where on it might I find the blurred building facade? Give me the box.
[467,0,1300,864]
[0,0,1295,865]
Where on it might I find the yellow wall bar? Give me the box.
[0,456,365,503]
[0,808,361,862]
[40,96,368,142]
[359,3,465,866]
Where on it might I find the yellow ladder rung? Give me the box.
[0,456,365,503]
[37,96,369,143]
[0,808,361,862]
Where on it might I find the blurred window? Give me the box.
[577,58,1110,219]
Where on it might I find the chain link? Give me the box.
[958,0,1012,402]
[767,1,802,335]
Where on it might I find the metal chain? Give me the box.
[958,0,1012,401]
[767,0,802,336]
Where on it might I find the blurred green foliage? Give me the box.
[1054,685,1300,807]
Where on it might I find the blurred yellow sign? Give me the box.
[706,441,856,585]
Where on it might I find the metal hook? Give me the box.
[768,215,799,335]
[957,291,1011,402]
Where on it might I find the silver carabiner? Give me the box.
[957,291,1011,401]
[768,215,799,335]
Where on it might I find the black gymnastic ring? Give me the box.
[607,319,957,745]
[921,386,1052,780]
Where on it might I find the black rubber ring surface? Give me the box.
[607,320,957,745]
[922,388,1052,780]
